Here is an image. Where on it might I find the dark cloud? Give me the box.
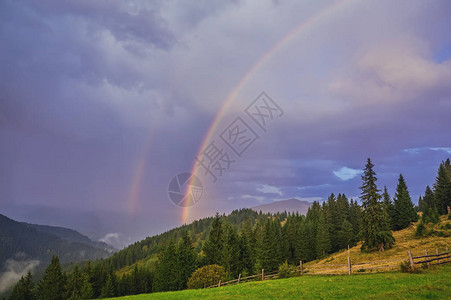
[1,0,450,242]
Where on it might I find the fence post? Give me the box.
[300,261,303,275]
[446,247,449,263]
[262,269,264,281]
[425,250,430,268]
[218,280,221,288]
[238,273,241,284]
[436,248,440,264]
[408,250,415,270]
[347,245,352,275]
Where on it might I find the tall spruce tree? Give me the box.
[382,186,395,230]
[65,265,84,300]
[348,199,362,237]
[153,240,178,292]
[393,174,418,230]
[315,212,331,258]
[434,163,451,215]
[36,256,66,300]
[9,272,35,300]
[176,231,197,290]
[338,219,355,249]
[295,220,311,262]
[221,224,240,279]
[100,274,116,298]
[271,218,286,265]
[359,159,394,251]
[421,186,440,223]
[79,273,94,300]
[237,232,253,275]
[202,213,223,265]
[444,158,451,179]
[259,219,277,271]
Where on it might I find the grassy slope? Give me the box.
[105,264,450,299]
[304,216,450,274]
[105,216,450,299]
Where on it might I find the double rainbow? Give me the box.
[127,0,351,223]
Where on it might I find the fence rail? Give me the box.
[408,247,450,269]
[204,245,450,290]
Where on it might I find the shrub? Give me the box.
[400,261,411,273]
[187,264,226,289]
[278,261,296,279]
[415,221,427,237]
[400,261,421,273]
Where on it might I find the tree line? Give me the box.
[7,158,451,299]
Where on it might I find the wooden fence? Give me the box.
[204,245,450,289]
[408,247,450,270]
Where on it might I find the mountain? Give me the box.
[0,213,114,267]
[22,222,116,253]
[251,198,312,215]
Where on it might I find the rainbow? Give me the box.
[126,0,352,222]
[127,121,156,215]
[182,0,351,224]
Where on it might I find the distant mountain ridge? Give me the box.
[0,213,114,267]
[22,222,116,252]
[251,198,312,215]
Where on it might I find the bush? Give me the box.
[415,221,427,237]
[278,261,296,279]
[187,265,226,289]
[400,261,421,273]
[400,261,411,273]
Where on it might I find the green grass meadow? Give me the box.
[104,264,450,299]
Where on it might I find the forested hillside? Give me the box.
[7,158,451,299]
[22,223,115,253]
[0,214,112,267]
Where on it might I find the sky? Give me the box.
[1,0,450,246]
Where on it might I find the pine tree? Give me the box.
[348,199,361,237]
[259,219,279,271]
[421,186,439,223]
[329,194,352,251]
[444,158,451,180]
[202,213,223,265]
[382,186,395,229]
[393,174,417,230]
[65,265,84,300]
[80,261,94,299]
[176,231,197,290]
[359,159,394,252]
[315,212,331,258]
[271,218,285,266]
[221,224,240,279]
[79,274,94,300]
[9,271,35,300]
[283,215,298,263]
[237,232,253,275]
[36,256,66,300]
[153,240,178,292]
[434,163,451,215]
[100,274,115,298]
[90,263,107,298]
[338,219,355,249]
[324,194,340,252]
